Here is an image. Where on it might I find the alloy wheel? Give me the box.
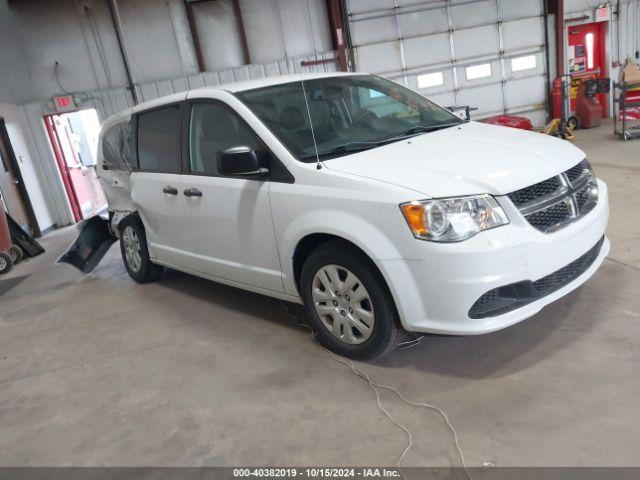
[122,226,142,273]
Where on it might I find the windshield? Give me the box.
[235,75,464,161]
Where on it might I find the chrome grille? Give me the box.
[507,159,598,233]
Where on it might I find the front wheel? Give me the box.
[119,216,164,283]
[300,241,401,360]
[0,251,13,275]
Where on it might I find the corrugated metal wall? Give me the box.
[346,0,549,126]
[3,0,640,230]
[0,0,336,228]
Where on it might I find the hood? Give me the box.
[323,121,585,198]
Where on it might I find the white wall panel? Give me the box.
[450,0,497,29]
[347,0,396,14]
[350,15,398,45]
[504,75,547,111]
[193,0,244,70]
[117,0,188,82]
[346,0,550,125]
[0,0,128,103]
[457,83,503,114]
[0,0,333,103]
[0,0,337,228]
[423,91,457,108]
[351,17,398,46]
[355,42,403,73]
[453,25,500,59]
[0,102,56,230]
[399,8,448,37]
[403,33,452,67]
[240,0,332,63]
[502,18,545,51]
[498,0,542,20]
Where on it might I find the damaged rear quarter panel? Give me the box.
[97,114,136,234]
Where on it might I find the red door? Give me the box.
[567,21,608,115]
[43,115,83,223]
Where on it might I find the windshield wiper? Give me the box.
[401,122,462,136]
[300,141,380,160]
[299,122,463,161]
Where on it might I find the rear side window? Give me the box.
[137,106,181,172]
[102,121,134,170]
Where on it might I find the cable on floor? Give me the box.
[281,302,472,480]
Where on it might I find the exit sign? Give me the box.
[595,5,610,22]
[52,94,76,112]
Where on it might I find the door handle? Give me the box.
[162,186,178,195]
[184,188,203,198]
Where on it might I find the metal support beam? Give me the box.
[107,0,138,104]
[326,0,348,71]
[232,0,251,65]
[543,0,553,122]
[555,0,564,77]
[184,1,206,72]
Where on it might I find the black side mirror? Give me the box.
[217,146,268,178]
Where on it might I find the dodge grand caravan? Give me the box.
[71,73,609,359]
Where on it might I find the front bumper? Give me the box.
[380,179,610,335]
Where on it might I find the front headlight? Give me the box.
[400,194,509,242]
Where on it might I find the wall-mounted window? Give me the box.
[465,63,491,80]
[511,55,537,72]
[417,72,444,89]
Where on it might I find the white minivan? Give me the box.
[71,72,609,359]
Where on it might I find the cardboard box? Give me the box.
[619,61,640,85]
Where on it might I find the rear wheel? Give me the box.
[0,252,13,275]
[119,216,164,283]
[567,115,580,130]
[9,245,23,264]
[300,241,401,360]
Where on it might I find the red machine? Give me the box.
[0,206,14,274]
[481,115,533,130]
[575,79,603,128]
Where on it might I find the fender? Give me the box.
[278,207,422,297]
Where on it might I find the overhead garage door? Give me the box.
[346,0,549,126]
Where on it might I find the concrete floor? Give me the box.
[1,120,639,467]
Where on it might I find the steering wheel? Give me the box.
[352,110,378,126]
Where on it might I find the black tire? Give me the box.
[567,115,580,130]
[0,251,13,275]
[119,215,164,283]
[9,245,24,264]
[300,241,401,360]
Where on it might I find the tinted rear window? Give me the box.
[137,106,181,172]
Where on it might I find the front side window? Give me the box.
[235,75,462,161]
[188,102,260,175]
[137,106,181,172]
